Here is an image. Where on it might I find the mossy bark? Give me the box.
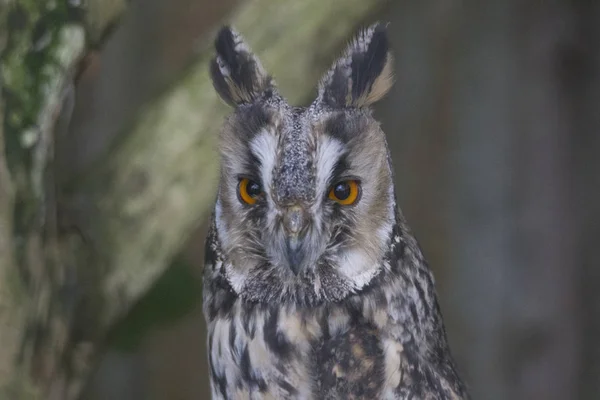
[0,1,125,398]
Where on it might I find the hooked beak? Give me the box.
[283,206,307,275]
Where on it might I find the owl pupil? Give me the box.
[247,181,262,197]
[334,182,350,200]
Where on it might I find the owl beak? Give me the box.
[283,206,307,275]
[286,237,305,275]
[283,206,306,235]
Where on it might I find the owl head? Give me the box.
[210,23,396,305]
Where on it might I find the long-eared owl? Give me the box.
[203,22,469,399]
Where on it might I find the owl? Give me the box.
[203,23,469,400]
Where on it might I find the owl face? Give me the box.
[210,24,395,305]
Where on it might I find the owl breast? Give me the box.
[207,299,315,399]
[206,296,391,400]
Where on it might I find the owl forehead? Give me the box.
[271,108,317,205]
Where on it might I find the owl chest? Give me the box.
[207,304,323,400]
[206,300,402,400]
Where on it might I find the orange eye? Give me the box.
[238,178,263,205]
[328,180,360,205]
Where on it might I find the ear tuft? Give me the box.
[318,22,394,108]
[210,26,273,107]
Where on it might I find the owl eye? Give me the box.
[238,178,263,205]
[328,180,360,205]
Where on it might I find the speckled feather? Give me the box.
[272,108,316,205]
[204,23,469,399]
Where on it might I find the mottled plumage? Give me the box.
[203,23,469,399]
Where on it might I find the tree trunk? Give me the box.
[1,1,125,397]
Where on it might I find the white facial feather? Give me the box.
[251,129,282,236]
[250,129,278,197]
[338,248,380,291]
[224,261,247,293]
[311,135,344,239]
[315,135,344,199]
[214,199,230,250]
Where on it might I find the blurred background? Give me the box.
[52,0,599,399]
